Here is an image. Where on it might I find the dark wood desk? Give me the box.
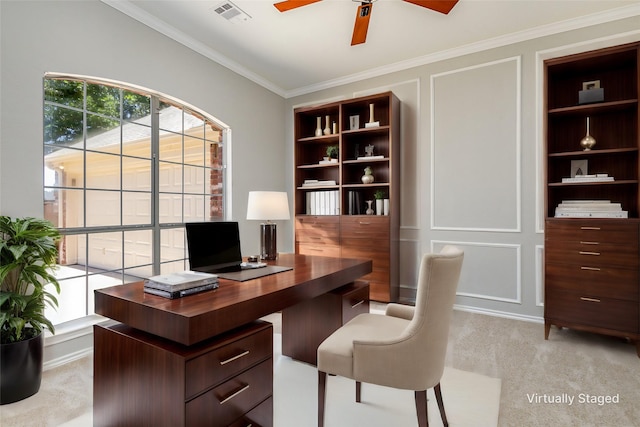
[93,254,371,427]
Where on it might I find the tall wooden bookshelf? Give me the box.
[293,92,400,302]
[543,42,640,357]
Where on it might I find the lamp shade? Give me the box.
[246,191,290,221]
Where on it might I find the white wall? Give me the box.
[285,17,640,322]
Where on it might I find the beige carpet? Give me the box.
[1,333,501,427]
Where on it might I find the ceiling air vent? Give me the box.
[212,1,251,23]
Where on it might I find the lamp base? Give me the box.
[260,223,278,260]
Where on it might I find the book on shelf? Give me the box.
[348,190,363,215]
[554,200,627,218]
[143,282,218,299]
[144,270,219,292]
[561,174,614,183]
[306,190,339,215]
[302,179,336,187]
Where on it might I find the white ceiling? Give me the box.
[103,0,640,98]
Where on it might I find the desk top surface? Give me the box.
[95,254,372,346]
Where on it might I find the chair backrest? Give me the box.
[402,245,464,386]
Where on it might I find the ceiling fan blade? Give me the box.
[403,0,459,14]
[274,0,322,12]
[351,2,373,46]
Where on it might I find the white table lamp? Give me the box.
[246,191,290,260]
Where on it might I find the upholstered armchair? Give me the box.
[317,245,464,427]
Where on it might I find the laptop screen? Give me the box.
[185,221,243,273]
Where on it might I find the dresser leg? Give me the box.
[544,321,551,340]
[635,341,640,358]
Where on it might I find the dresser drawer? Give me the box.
[186,359,272,427]
[185,325,272,400]
[341,216,390,240]
[545,242,639,269]
[546,219,639,244]
[341,245,390,269]
[545,262,638,301]
[296,216,339,235]
[545,288,639,334]
[296,242,341,258]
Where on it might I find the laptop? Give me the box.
[185,221,266,274]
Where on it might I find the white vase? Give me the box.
[315,117,322,137]
[383,199,389,215]
[365,200,374,215]
[375,199,383,215]
[323,115,331,135]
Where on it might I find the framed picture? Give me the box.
[582,80,600,91]
[570,159,588,177]
[349,115,360,130]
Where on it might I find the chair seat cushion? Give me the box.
[317,313,409,379]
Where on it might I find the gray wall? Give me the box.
[285,18,640,322]
[0,0,290,255]
[0,0,288,364]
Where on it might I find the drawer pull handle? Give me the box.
[220,350,250,365]
[580,241,599,245]
[351,300,365,309]
[580,297,601,303]
[358,222,372,225]
[579,251,600,256]
[219,384,250,404]
[581,266,601,271]
[580,227,601,230]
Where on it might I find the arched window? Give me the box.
[43,74,229,325]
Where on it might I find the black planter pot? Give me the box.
[0,332,43,405]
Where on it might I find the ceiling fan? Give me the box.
[273,0,459,46]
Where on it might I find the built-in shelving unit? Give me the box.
[543,42,640,357]
[293,92,400,302]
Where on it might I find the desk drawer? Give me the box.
[545,288,638,334]
[186,359,272,427]
[228,396,272,427]
[186,325,272,399]
[339,281,370,324]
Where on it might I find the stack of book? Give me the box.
[554,200,628,218]
[562,173,614,183]
[302,179,337,187]
[143,271,219,299]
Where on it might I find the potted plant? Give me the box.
[326,145,339,163]
[0,216,61,404]
[374,190,385,215]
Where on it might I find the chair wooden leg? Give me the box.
[356,381,362,402]
[318,371,327,427]
[414,390,428,427]
[434,382,449,427]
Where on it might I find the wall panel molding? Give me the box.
[430,57,521,232]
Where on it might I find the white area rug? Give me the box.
[2,334,500,427]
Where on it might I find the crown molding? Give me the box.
[101,1,640,99]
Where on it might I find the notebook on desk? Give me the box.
[185,221,292,282]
